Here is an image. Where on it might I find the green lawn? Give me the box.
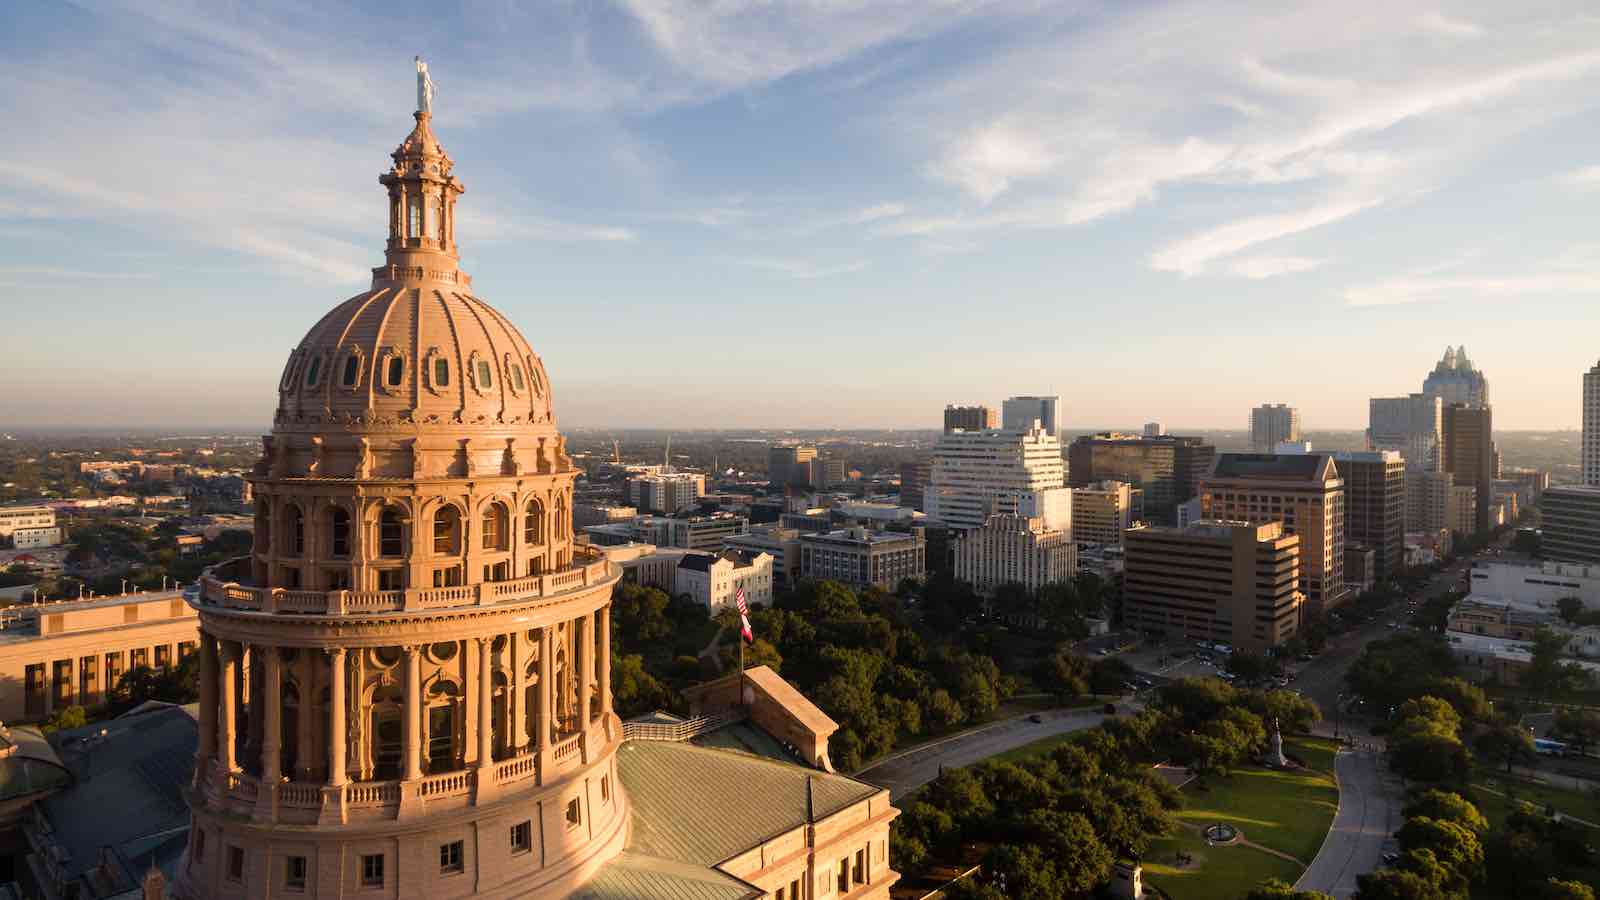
[1143,737,1341,900]
[1144,830,1303,900]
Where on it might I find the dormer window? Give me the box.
[477,360,493,388]
[305,356,322,387]
[435,358,450,386]
[342,353,362,388]
[509,361,526,393]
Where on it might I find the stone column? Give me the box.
[577,614,593,726]
[326,649,348,786]
[598,605,612,722]
[197,632,218,774]
[318,647,349,826]
[474,637,496,802]
[219,641,240,773]
[403,645,423,782]
[296,652,316,780]
[510,634,526,754]
[254,646,282,821]
[536,626,553,781]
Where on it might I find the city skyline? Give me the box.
[5,2,1600,430]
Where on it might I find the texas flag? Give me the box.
[735,588,753,644]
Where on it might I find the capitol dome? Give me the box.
[263,110,564,484]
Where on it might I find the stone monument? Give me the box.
[1269,716,1289,767]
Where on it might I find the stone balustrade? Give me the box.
[198,553,611,616]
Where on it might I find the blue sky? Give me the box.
[3,1,1599,431]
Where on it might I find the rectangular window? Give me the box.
[286,855,307,892]
[155,644,171,670]
[387,356,404,386]
[129,648,148,670]
[377,569,404,591]
[342,355,360,387]
[791,879,802,899]
[408,200,423,239]
[434,358,450,387]
[854,848,865,884]
[838,857,849,892]
[476,359,493,388]
[227,846,245,882]
[566,798,582,829]
[440,840,464,875]
[510,820,531,854]
[360,854,384,888]
[433,567,462,588]
[600,775,610,803]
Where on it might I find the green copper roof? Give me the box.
[616,740,880,867]
[570,851,758,900]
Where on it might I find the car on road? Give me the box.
[1382,852,1400,866]
[1026,713,1044,724]
[1098,648,1112,656]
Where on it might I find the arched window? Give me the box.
[476,359,493,389]
[285,506,305,557]
[341,354,361,387]
[329,507,351,557]
[379,508,404,557]
[408,199,422,239]
[386,355,404,387]
[482,503,508,552]
[434,357,450,387]
[304,356,322,388]
[433,506,461,555]
[553,496,567,540]
[523,499,544,545]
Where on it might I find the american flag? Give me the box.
[735,588,753,644]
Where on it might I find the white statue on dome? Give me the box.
[415,56,436,114]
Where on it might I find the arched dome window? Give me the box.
[284,505,306,557]
[379,508,404,557]
[304,356,323,388]
[340,351,363,388]
[329,507,351,558]
[386,355,404,388]
[523,499,544,545]
[432,506,461,555]
[482,503,509,552]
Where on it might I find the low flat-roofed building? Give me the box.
[1446,630,1600,687]
[1123,520,1303,653]
[0,590,200,722]
[1466,559,1600,612]
[800,527,925,591]
[573,503,637,528]
[0,506,57,546]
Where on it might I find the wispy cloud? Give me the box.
[1345,272,1600,307]
[1559,165,1600,187]
[1226,256,1330,280]
[1150,197,1379,276]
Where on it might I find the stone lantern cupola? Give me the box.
[378,110,466,282]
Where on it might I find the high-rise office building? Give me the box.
[943,404,1000,432]
[1250,404,1301,452]
[1122,520,1304,653]
[1070,480,1137,547]
[925,426,1066,531]
[767,444,818,488]
[899,460,932,511]
[1368,393,1443,471]
[1143,422,1165,437]
[1200,454,1347,616]
[955,511,1076,597]
[1542,486,1600,564]
[1585,360,1600,486]
[1442,403,1494,534]
[1408,469,1454,535]
[1067,433,1214,525]
[1423,345,1489,408]
[1331,450,1406,581]
[1001,395,1061,435]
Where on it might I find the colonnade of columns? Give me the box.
[194,605,612,802]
